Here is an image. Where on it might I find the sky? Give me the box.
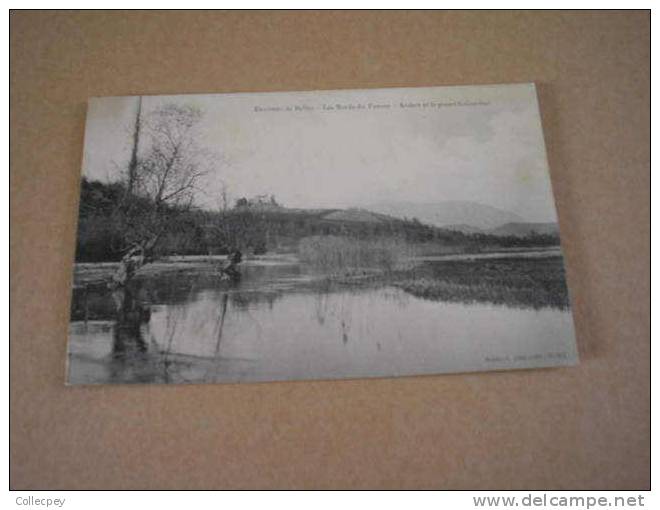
[81,83,558,222]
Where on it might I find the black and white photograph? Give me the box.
[67,83,578,385]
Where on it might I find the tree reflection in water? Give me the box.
[108,283,152,382]
[206,292,229,380]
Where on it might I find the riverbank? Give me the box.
[311,254,570,310]
[72,249,570,311]
[74,248,559,282]
[72,253,301,286]
[391,256,570,310]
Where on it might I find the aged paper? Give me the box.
[67,83,577,384]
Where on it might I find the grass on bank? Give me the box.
[392,256,571,310]
[298,235,416,274]
[297,236,570,309]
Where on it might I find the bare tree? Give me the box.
[126,96,142,195]
[137,104,210,208]
[112,102,216,285]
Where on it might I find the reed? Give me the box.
[298,235,415,274]
[393,256,570,310]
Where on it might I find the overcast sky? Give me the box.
[82,84,558,222]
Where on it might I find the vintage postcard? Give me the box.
[67,83,578,385]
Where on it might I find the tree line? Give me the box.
[75,98,560,263]
[75,177,560,262]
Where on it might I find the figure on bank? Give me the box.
[109,245,151,288]
[219,249,243,280]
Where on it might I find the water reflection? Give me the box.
[67,259,577,384]
[111,286,149,356]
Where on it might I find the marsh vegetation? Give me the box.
[294,235,569,310]
[297,235,416,274]
[391,256,570,310]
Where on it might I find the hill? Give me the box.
[74,179,561,261]
[322,208,385,223]
[443,224,486,234]
[368,200,525,230]
[489,222,559,237]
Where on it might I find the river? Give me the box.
[67,254,578,384]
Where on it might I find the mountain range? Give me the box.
[367,200,558,237]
